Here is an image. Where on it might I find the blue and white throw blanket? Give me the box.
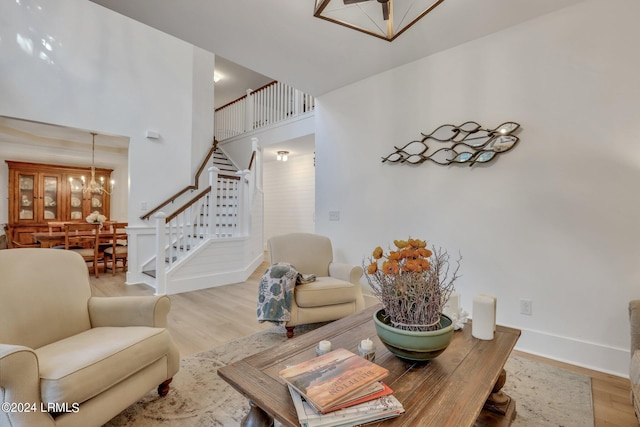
[256,263,300,326]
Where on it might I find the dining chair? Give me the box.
[3,223,41,249]
[64,222,101,277]
[47,221,68,233]
[97,221,115,256]
[47,221,74,250]
[103,222,128,275]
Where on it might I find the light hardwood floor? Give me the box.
[90,262,638,426]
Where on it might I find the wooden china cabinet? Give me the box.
[6,161,112,245]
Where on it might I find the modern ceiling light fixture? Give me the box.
[277,151,289,161]
[314,0,445,42]
[78,132,110,194]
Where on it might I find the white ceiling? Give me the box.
[2,1,586,156]
[89,0,585,98]
[0,115,129,151]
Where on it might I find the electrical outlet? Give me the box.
[329,211,340,221]
[520,299,532,316]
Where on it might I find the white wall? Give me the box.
[263,153,315,246]
[315,0,640,376]
[220,113,316,172]
[0,0,215,222]
[0,0,216,278]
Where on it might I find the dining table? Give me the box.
[32,227,125,248]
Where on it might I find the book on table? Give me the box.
[288,385,404,427]
[279,348,390,414]
[321,381,394,413]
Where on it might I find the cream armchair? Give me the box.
[268,233,365,338]
[0,249,179,427]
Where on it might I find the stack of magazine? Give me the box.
[279,348,404,427]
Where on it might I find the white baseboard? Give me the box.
[126,271,152,286]
[513,326,629,378]
[165,253,264,295]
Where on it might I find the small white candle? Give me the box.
[443,291,460,319]
[318,340,332,352]
[472,295,496,340]
[360,338,374,351]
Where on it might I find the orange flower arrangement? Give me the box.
[364,238,461,332]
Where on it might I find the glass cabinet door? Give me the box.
[68,176,85,221]
[18,173,35,220]
[42,175,60,220]
[89,192,106,216]
[88,172,109,217]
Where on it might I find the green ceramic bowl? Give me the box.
[373,308,454,361]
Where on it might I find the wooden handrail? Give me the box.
[219,173,241,180]
[248,150,256,171]
[194,143,218,187]
[141,186,196,221]
[140,139,218,220]
[165,186,212,223]
[250,80,279,95]
[214,80,277,112]
[215,95,247,112]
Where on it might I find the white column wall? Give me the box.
[191,47,216,177]
[315,0,640,376]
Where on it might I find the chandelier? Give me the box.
[313,0,445,42]
[82,132,110,195]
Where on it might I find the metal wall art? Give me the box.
[381,121,520,166]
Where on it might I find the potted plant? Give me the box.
[364,238,461,361]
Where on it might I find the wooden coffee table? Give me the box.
[218,304,521,427]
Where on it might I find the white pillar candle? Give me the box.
[360,338,373,351]
[472,295,496,340]
[443,291,460,319]
[318,340,332,352]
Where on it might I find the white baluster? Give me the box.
[256,90,261,129]
[155,211,167,295]
[208,166,219,238]
[279,82,284,121]
[183,205,190,258]
[235,170,244,236]
[166,217,173,268]
[244,89,252,133]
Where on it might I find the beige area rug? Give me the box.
[105,326,594,427]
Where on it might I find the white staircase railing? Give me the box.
[151,140,260,295]
[215,81,315,141]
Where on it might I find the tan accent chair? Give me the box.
[0,249,180,427]
[268,233,365,338]
[630,300,640,422]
